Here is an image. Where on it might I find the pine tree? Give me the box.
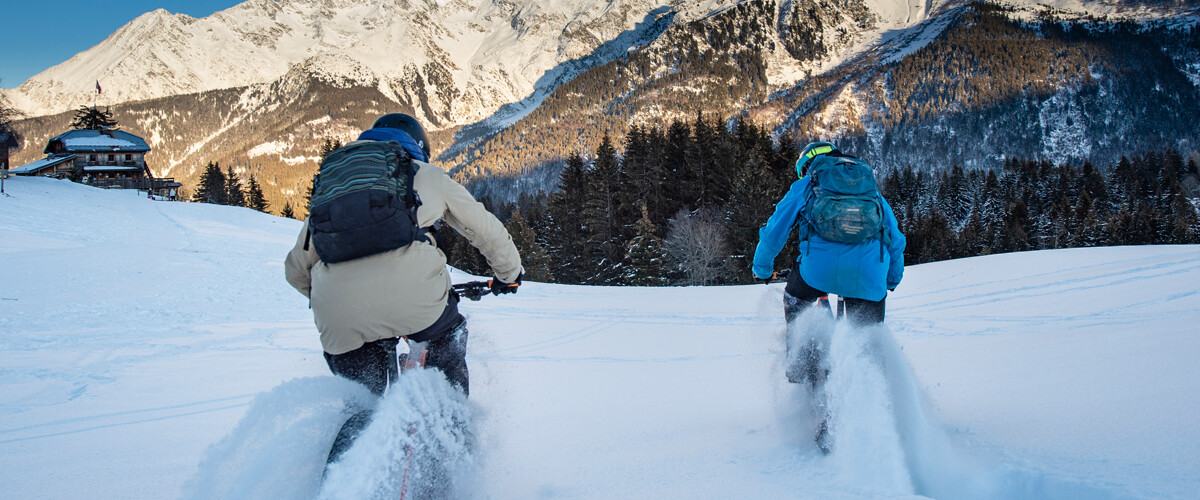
[687,113,719,207]
[772,138,799,194]
[505,209,554,283]
[1111,155,1135,205]
[70,106,118,130]
[623,204,668,286]
[192,162,228,205]
[581,135,625,284]
[998,199,1031,252]
[958,210,988,256]
[280,201,296,219]
[1048,194,1073,249]
[916,210,956,263]
[622,125,664,230]
[1169,188,1198,243]
[659,120,693,222]
[939,164,971,225]
[544,153,589,284]
[226,166,246,207]
[304,177,315,215]
[319,138,344,157]
[643,126,669,229]
[1072,190,1103,247]
[979,169,1005,249]
[246,176,269,212]
[725,145,780,282]
[1080,160,1108,207]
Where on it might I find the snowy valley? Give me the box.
[1,176,1198,498]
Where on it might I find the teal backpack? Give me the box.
[800,154,890,248]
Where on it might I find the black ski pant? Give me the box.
[784,263,886,327]
[324,294,470,397]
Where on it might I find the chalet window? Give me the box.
[108,154,115,162]
[125,154,132,161]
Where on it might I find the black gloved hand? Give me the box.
[490,272,522,295]
[756,272,778,285]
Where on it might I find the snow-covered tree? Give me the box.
[543,153,589,284]
[623,205,668,286]
[506,209,554,283]
[582,135,625,285]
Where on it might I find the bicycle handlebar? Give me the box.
[452,281,492,301]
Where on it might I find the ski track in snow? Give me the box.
[1,178,1198,499]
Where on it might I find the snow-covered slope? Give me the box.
[1,177,1198,499]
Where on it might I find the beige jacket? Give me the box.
[285,154,521,354]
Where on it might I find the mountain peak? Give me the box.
[3,0,693,121]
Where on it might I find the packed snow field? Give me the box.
[1,177,1198,499]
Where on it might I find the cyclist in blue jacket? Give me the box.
[752,142,906,327]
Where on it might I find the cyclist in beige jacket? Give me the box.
[285,113,522,398]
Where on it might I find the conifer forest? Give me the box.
[436,117,1200,286]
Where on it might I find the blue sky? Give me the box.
[1,1,243,89]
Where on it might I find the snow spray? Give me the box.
[318,369,475,500]
[182,377,374,500]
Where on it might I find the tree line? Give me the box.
[444,114,802,286]
[192,161,270,213]
[442,118,1200,285]
[194,138,346,216]
[888,151,1200,265]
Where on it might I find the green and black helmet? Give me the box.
[795,141,837,178]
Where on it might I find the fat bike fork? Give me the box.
[785,294,841,455]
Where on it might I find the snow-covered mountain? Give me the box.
[4,0,1198,211]
[4,0,962,204]
[3,0,738,124]
[2,0,968,126]
[5,0,1189,121]
[2,176,1199,499]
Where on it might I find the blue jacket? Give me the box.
[752,176,906,301]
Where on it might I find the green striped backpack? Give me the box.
[306,141,428,263]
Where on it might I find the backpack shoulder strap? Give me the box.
[795,176,817,243]
[400,154,418,208]
[398,156,434,244]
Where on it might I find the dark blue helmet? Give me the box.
[370,113,430,159]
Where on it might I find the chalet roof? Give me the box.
[11,154,75,175]
[44,129,150,154]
